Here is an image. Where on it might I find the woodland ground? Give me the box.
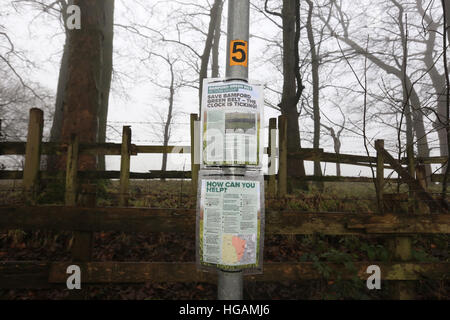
[0,179,448,300]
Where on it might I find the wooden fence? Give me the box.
[1,110,448,197]
[0,108,449,299]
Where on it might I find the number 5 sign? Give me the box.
[230,40,248,67]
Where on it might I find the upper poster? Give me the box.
[201,79,264,167]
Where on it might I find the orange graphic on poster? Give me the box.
[232,236,246,261]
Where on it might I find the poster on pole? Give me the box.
[200,78,264,168]
[196,171,264,274]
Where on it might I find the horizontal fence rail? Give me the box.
[1,142,446,164]
[0,170,192,180]
[1,142,448,184]
[0,170,448,184]
[0,207,449,235]
[0,171,424,183]
[1,261,449,289]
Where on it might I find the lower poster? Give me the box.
[196,170,265,274]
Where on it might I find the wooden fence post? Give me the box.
[190,114,199,196]
[65,134,79,206]
[64,135,94,299]
[278,115,287,198]
[416,163,428,189]
[375,140,384,214]
[71,184,95,261]
[395,142,415,299]
[378,146,446,213]
[23,108,44,205]
[389,185,414,304]
[268,118,277,197]
[389,237,414,300]
[70,184,96,300]
[119,126,131,207]
[375,140,414,298]
[416,163,429,214]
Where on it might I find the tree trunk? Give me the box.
[306,0,323,188]
[211,0,223,78]
[161,61,175,177]
[442,0,450,193]
[97,0,115,171]
[423,70,448,160]
[408,78,432,181]
[418,8,448,160]
[48,33,70,171]
[333,135,341,176]
[198,0,222,115]
[281,0,306,191]
[446,0,450,44]
[59,0,106,171]
[403,93,415,177]
[416,0,448,171]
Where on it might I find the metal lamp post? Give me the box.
[217,0,250,300]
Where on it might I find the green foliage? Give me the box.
[312,247,365,299]
[294,234,397,299]
[411,248,438,262]
[37,180,65,204]
[96,179,112,200]
[360,242,390,261]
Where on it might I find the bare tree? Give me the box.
[211,0,224,78]
[13,0,114,171]
[441,0,449,198]
[322,0,432,179]
[415,0,448,166]
[59,0,111,170]
[198,0,224,115]
[0,2,53,169]
[98,0,114,170]
[0,4,44,101]
[146,53,183,176]
[114,0,223,117]
[265,0,307,190]
[305,0,333,186]
[320,104,346,176]
[0,67,53,168]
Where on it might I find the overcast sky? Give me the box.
[0,0,444,177]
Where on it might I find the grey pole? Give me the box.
[225,0,250,79]
[218,0,250,300]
